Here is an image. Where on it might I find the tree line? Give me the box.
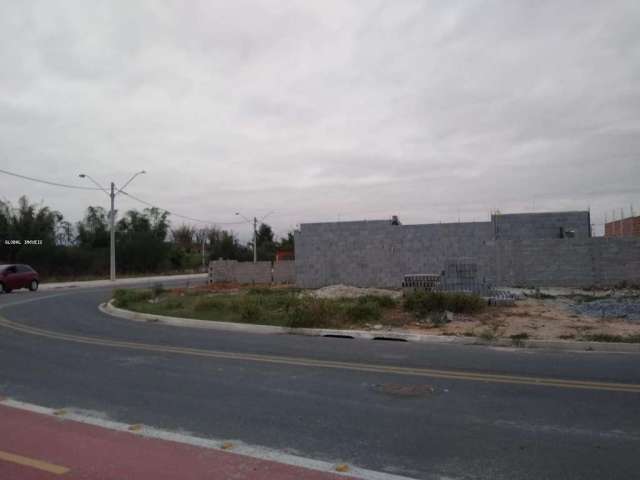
[0,196,294,278]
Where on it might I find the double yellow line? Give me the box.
[1,316,640,393]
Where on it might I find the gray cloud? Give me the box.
[1,0,639,239]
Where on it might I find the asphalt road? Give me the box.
[1,281,639,479]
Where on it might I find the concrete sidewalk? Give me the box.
[40,273,206,291]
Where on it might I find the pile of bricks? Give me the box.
[401,274,441,293]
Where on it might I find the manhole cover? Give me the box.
[373,383,435,397]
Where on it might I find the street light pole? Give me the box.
[235,212,258,263]
[201,236,208,271]
[109,182,116,281]
[252,216,257,264]
[79,171,146,281]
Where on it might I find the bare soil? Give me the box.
[399,297,640,341]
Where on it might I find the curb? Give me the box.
[100,301,640,354]
[0,398,415,480]
[41,274,207,292]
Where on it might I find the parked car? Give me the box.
[0,264,40,293]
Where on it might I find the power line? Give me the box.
[0,167,102,191]
[120,190,246,226]
[0,167,250,227]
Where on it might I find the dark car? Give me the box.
[0,264,40,293]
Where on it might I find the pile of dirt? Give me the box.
[310,284,402,300]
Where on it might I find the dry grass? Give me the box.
[117,284,640,343]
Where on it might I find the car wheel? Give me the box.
[0,283,11,294]
[29,280,39,292]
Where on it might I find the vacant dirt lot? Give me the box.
[130,283,640,343]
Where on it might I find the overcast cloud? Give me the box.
[1,0,639,238]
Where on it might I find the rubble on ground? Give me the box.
[570,297,640,321]
[309,284,402,299]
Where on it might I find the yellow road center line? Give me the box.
[2,316,640,393]
[0,450,69,475]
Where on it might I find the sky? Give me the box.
[1,0,639,239]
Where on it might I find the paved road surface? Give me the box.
[1,280,639,479]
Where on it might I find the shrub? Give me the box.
[403,291,485,317]
[113,288,152,308]
[345,300,382,323]
[478,328,497,341]
[510,332,529,346]
[164,299,184,309]
[358,295,397,309]
[239,298,263,322]
[193,297,225,312]
[582,333,640,343]
[247,287,277,296]
[287,298,340,329]
[151,282,166,297]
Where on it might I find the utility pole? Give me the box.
[236,211,274,264]
[80,171,146,281]
[109,182,116,281]
[253,216,258,263]
[201,235,209,271]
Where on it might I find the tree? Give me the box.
[56,220,75,246]
[115,208,171,272]
[0,196,62,262]
[76,206,109,248]
[255,222,277,261]
[172,224,196,252]
[277,231,295,251]
[207,228,251,261]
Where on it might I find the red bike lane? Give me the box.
[0,403,353,480]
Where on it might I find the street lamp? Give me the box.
[79,170,146,281]
[236,212,257,263]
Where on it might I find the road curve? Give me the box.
[1,282,639,479]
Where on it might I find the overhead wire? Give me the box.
[1,167,248,227]
[0,167,103,191]
[118,190,247,226]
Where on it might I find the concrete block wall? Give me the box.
[209,260,297,285]
[492,237,640,287]
[208,260,237,283]
[295,220,494,288]
[234,261,273,284]
[294,212,640,289]
[273,261,296,284]
[492,211,591,240]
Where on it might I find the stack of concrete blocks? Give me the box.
[273,260,296,284]
[401,274,441,293]
[294,211,640,289]
[440,258,487,294]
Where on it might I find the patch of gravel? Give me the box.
[309,284,402,300]
[570,298,640,321]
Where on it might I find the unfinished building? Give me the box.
[294,211,640,289]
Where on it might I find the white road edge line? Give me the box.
[0,398,422,480]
